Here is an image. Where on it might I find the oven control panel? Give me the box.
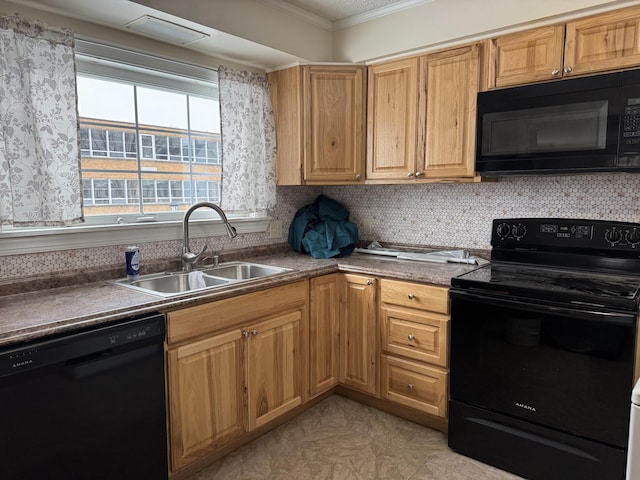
[493,218,640,251]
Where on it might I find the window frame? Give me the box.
[0,39,271,256]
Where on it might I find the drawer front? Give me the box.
[167,280,308,345]
[380,278,449,314]
[382,306,449,367]
[381,355,448,418]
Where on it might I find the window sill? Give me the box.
[0,217,271,255]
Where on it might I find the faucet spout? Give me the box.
[181,202,237,271]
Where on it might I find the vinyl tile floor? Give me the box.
[186,395,522,480]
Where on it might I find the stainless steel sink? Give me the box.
[114,271,231,297]
[113,262,291,297]
[200,262,290,280]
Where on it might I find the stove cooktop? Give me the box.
[451,263,640,311]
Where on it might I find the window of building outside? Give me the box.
[77,75,222,222]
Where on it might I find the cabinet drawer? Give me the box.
[381,355,448,418]
[380,278,449,314]
[382,306,449,367]
[167,280,308,345]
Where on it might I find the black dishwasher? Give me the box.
[0,313,168,480]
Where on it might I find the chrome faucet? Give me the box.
[181,202,237,271]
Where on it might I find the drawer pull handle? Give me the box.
[366,280,373,286]
[407,384,415,390]
[408,293,415,300]
[408,334,415,341]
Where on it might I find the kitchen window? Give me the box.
[77,74,222,218]
[0,39,270,255]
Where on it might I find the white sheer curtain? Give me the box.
[218,65,276,214]
[0,14,82,227]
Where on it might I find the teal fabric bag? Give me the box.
[288,195,359,259]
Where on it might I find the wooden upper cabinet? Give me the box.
[489,5,640,88]
[304,66,366,184]
[565,5,640,77]
[488,25,565,88]
[268,65,365,185]
[366,57,419,181]
[268,66,303,185]
[418,44,480,178]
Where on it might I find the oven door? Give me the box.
[449,289,636,448]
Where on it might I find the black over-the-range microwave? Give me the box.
[475,68,640,176]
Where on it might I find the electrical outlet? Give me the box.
[269,220,283,239]
[362,219,372,237]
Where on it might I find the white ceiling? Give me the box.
[4,0,429,69]
[267,0,431,23]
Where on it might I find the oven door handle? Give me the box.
[449,289,636,326]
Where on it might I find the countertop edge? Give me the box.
[0,252,482,348]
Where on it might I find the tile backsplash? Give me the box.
[3,173,639,279]
[326,174,640,250]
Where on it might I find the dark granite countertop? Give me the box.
[0,249,485,348]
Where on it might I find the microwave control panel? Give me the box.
[621,95,640,157]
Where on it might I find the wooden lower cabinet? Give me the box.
[166,281,307,473]
[167,329,245,471]
[166,275,453,473]
[381,354,448,417]
[339,273,377,395]
[246,311,303,430]
[309,274,340,397]
[379,278,450,419]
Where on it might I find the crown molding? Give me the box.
[261,0,334,30]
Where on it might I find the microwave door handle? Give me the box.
[449,289,636,326]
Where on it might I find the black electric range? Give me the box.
[448,218,640,480]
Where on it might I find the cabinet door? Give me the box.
[304,66,366,184]
[246,309,304,430]
[488,25,565,88]
[366,57,419,181]
[310,274,340,397]
[418,44,479,178]
[339,274,377,395]
[167,329,245,471]
[565,5,640,77]
[267,67,303,185]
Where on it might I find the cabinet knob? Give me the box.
[251,329,258,336]
[366,280,373,286]
[407,384,415,390]
[415,171,423,178]
[242,331,250,338]
[563,66,573,74]
[551,69,560,76]
[407,293,415,300]
[408,334,415,341]
[407,172,414,178]
[355,174,361,180]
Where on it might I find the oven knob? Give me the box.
[627,229,640,245]
[496,222,511,238]
[513,225,526,239]
[605,229,622,244]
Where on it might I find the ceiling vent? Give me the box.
[123,15,209,45]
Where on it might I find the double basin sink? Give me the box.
[114,261,291,297]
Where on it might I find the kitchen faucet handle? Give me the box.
[181,244,207,268]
